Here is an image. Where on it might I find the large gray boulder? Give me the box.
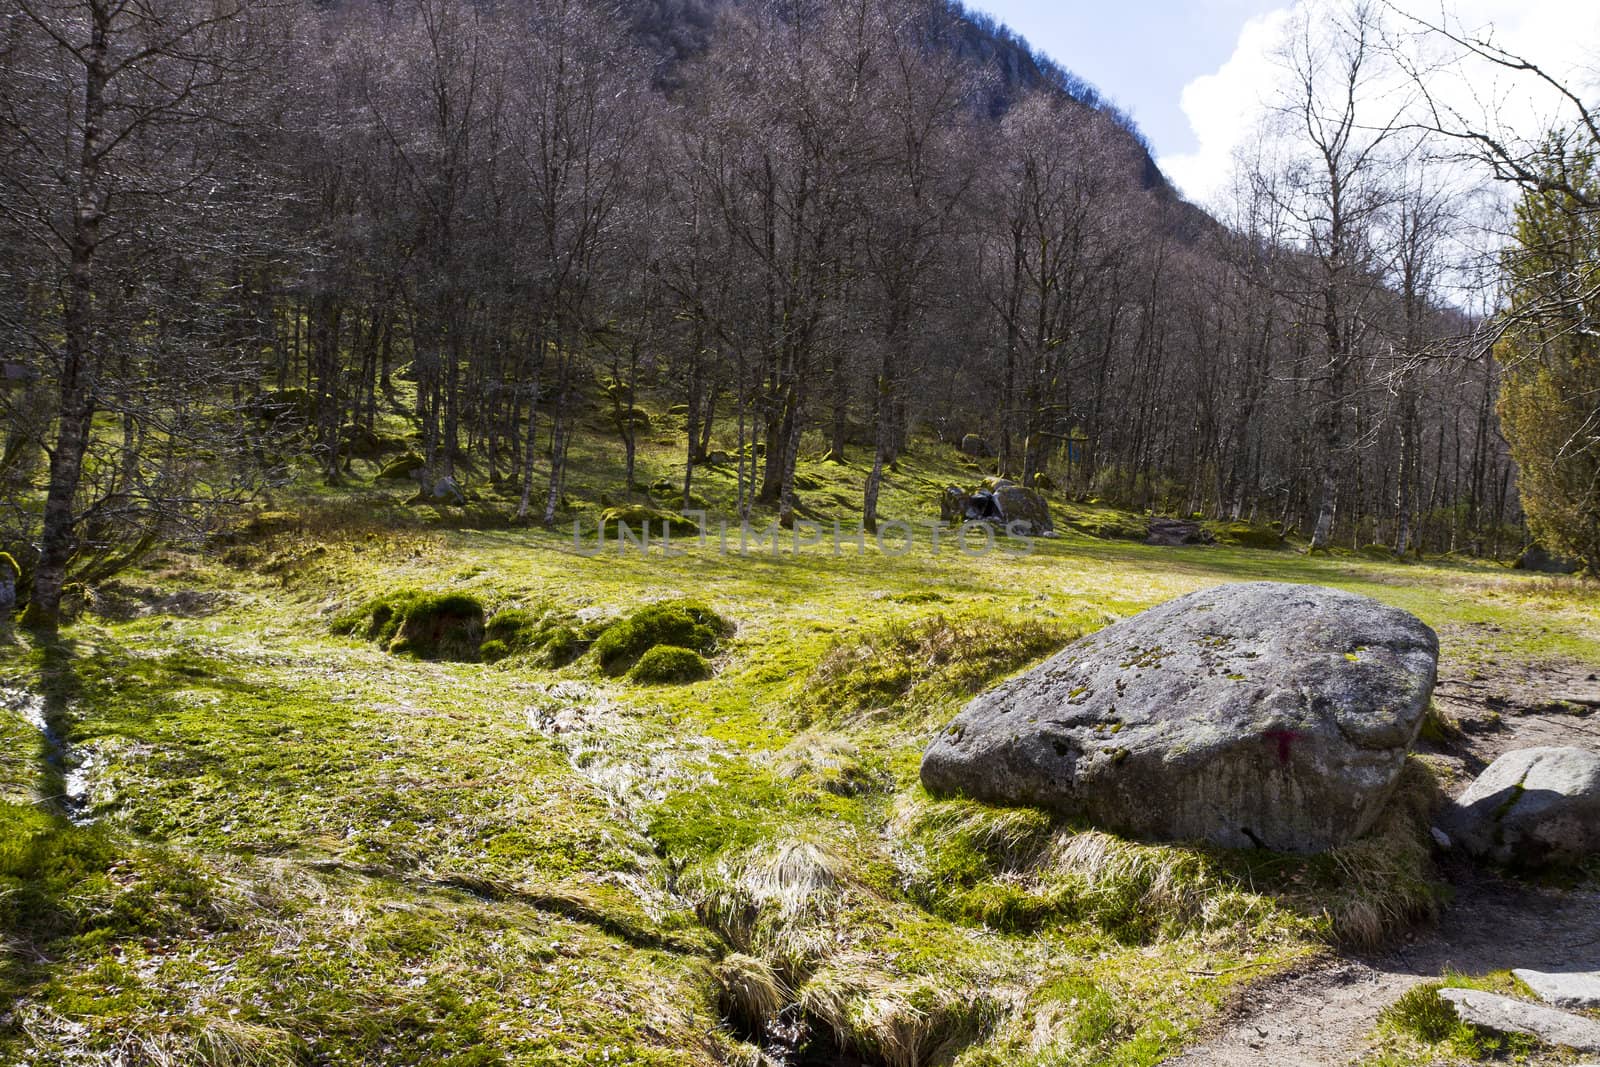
[1445,746,1600,867]
[921,582,1438,852]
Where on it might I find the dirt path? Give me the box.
[1172,658,1600,1066]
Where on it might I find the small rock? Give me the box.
[1430,826,1452,850]
[1513,970,1600,1010]
[1444,746,1600,867]
[1437,987,1600,1052]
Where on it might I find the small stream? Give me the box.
[3,683,94,822]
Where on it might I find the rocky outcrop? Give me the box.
[1445,746,1600,867]
[921,582,1439,852]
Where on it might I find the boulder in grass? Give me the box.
[921,582,1439,852]
[1445,746,1600,867]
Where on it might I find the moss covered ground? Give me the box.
[3,420,1598,1065]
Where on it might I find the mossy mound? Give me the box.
[597,504,699,537]
[376,452,425,480]
[480,607,601,666]
[331,589,485,661]
[1361,543,1399,561]
[628,645,711,684]
[592,600,731,676]
[1210,521,1286,549]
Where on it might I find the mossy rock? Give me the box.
[628,645,711,684]
[593,600,731,676]
[616,409,652,431]
[792,472,823,492]
[331,590,485,662]
[667,403,689,416]
[0,551,18,581]
[1361,543,1398,561]
[598,504,699,537]
[377,453,425,480]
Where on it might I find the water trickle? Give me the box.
[3,684,94,822]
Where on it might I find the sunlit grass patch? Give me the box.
[800,611,1085,727]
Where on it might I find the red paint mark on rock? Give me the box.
[1262,729,1301,764]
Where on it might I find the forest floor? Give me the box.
[2,425,1598,1066]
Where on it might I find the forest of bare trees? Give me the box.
[0,0,1566,626]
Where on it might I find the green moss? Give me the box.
[629,646,711,684]
[331,589,485,661]
[0,551,18,579]
[1208,521,1285,549]
[592,600,730,675]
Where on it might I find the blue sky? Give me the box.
[968,0,1282,158]
[969,0,1597,208]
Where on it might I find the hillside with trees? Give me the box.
[0,0,1548,631]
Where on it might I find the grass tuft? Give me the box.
[714,952,790,1037]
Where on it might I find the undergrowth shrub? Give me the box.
[800,612,1081,726]
[331,589,485,661]
[592,600,730,675]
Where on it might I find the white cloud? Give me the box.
[1159,0,1600,211]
